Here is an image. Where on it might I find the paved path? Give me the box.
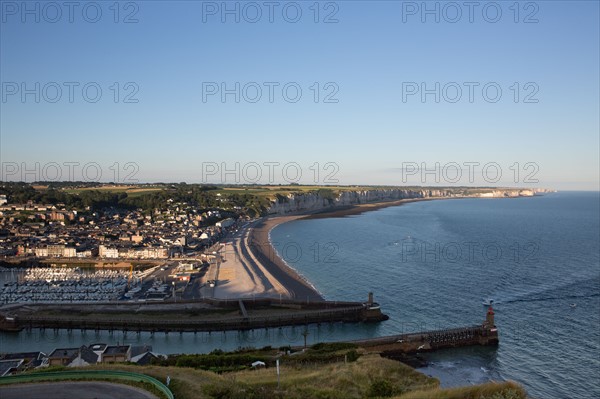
[0,381,159,399]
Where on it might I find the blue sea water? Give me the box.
[269,191,600,399]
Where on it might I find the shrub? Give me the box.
[310,342,358,352]
[482,388,526,399]
[346,350,360,362]
[202,383,233,399]
[367,378,395,398]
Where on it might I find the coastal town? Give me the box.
[0,182,545,399]
[0,192,240,261]
[2,0,595,396]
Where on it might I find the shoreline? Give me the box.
[267,226,325,299]
[247,216,324,301]
[248,194,541,300]
[247,197,446,301]
[299,197,441,219]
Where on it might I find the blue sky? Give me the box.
[1,0,598,190]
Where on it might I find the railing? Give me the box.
[351,325,492,346]
[0,370,174,399]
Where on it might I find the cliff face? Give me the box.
[267,188,548,215]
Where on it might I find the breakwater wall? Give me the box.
[0,296,388,333]
[353,307,499,354]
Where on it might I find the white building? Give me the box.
[63,247,76,258]
[99,245,119,258]
[216,218,235,228]
[35,247,48,257]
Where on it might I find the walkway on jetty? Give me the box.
[0,294,388,333]
[353,307,499,354]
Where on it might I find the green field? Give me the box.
[62,186,164,197]
[59,183,513,196]
[60,184,396,202]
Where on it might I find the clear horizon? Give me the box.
[1,1,599,191]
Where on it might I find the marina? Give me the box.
[0,266,161,304]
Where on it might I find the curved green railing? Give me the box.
[0,370,174,399]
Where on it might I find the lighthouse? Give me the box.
[484,306,495,329]
[480,305,499,345]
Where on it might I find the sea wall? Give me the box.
[0,299,388,333]
[267,188,547,215]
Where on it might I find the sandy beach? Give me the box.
[248,215,324,301]
[215,197,440,302]
[212,222,291,300]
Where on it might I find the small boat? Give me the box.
[570,303,577,308]
[482,299,494,306]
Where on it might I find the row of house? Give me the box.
[0,203,77,222]
[34,244,76,258]
[98,245,169,259]
[0,343,163,376]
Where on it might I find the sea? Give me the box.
[269,191,600,399]
[1,191,598,398]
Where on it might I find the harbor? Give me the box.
[0,266,159,304]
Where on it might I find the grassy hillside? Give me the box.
[80,353,526,399]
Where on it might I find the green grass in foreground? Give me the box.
[69,353,525,399]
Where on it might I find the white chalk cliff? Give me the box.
[267,188,549,215]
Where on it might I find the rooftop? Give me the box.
[48,347,79,359]
[103,345,130,355]
[0,359,24,376]
[0,351,45,361]
[89,343,107,352]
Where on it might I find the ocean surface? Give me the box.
[269,191,600,399]
[1,192,598,398]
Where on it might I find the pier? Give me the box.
[0,293,388,333]
[0,295,499,356]
[353,307,499,354]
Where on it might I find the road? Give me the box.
[0,381,159,399]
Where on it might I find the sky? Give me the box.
[1,0,599,190]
